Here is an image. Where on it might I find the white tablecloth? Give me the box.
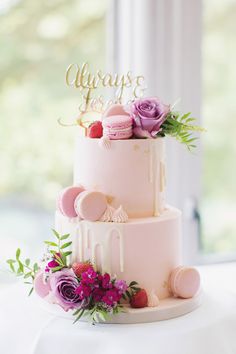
[1,264,236,354]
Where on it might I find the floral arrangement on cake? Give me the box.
[7,230,147,324]
[83,97,205,150]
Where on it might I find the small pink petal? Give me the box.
[133,127,152,138]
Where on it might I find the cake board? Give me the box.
[40,292,202,324]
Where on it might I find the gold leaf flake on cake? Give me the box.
[162,280,168,288]
[106,195,114,204]
[144,149,150,154]
[133,144,140,151]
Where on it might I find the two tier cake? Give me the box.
[8,67,203,323]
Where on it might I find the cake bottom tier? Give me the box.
[55,207,182,300]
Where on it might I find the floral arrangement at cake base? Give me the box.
[7,230,146,324]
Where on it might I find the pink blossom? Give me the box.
[102,289,121,306]
[75,284,92,300]
[114,279,128,294]
[81,267,97,285]
[101,273,112,289]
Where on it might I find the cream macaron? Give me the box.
[169,266,200,299]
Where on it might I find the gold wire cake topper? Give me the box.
[58,62,147,129]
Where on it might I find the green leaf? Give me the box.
[60,233,70,241]
[51,266,63,272]
[132,287,141,292]
[33,263,39,272]
[52,229,60,240]
[61,241,72,249]
[24,272,32,279]
[16,248,21,260]
[63,251,72,257]
[125,290,131,300]
[73,309,85,324]
[28,287,34,296]
[129,281,138,287]
[44,241,58,247]
[18,260,24,272]
[25,258,30,266]
[7,260,16,272]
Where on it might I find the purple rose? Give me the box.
[50,269,81,311]
[129,97,170,138]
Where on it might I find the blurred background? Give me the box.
[0,0,235,274]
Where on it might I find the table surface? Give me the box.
[1,263,236,354]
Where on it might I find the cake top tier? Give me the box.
[74,137,166,218]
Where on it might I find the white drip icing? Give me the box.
[74,220,125,274]
[160,160,166,192]
[149,140,166,216]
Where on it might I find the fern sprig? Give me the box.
[158,111,205,150]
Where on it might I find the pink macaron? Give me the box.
[57,185,85,218]
[74,191,107,221]
[102,115,133,140]
[103,104,129,118]
[169,266,200,299]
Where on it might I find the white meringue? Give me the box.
[112,205,128,223]
[147,290,160,307]
[99,136,111,149]
[99,204,115,222]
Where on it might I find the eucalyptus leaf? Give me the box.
[52,229,60,240]
[61,241,72,249]
[16,248,21,260]
[44,241,58,247]
[60,233,70,241]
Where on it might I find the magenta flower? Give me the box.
[49,269,81,311]
[102,289,121,306]
[75,283,92,300]
[46,252,62,270]
[81,267,97,285]
[101,273,112,289]
[114,279,128,294]
[128,97,170,138]
[93,288,105,302]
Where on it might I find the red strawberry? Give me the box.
[72,262,93,277]
[88,121,103,138]
[130,289,148,308]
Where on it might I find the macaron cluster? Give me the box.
[169,266,200,299]
[57,185,128,223]
[88,104,133,140]
[57,186,107,222]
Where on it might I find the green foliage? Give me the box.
[158,112,206,150]
[44,229,72,272]
[6,230,72,294]
[122,281,141,301]
[6,248,39,296]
